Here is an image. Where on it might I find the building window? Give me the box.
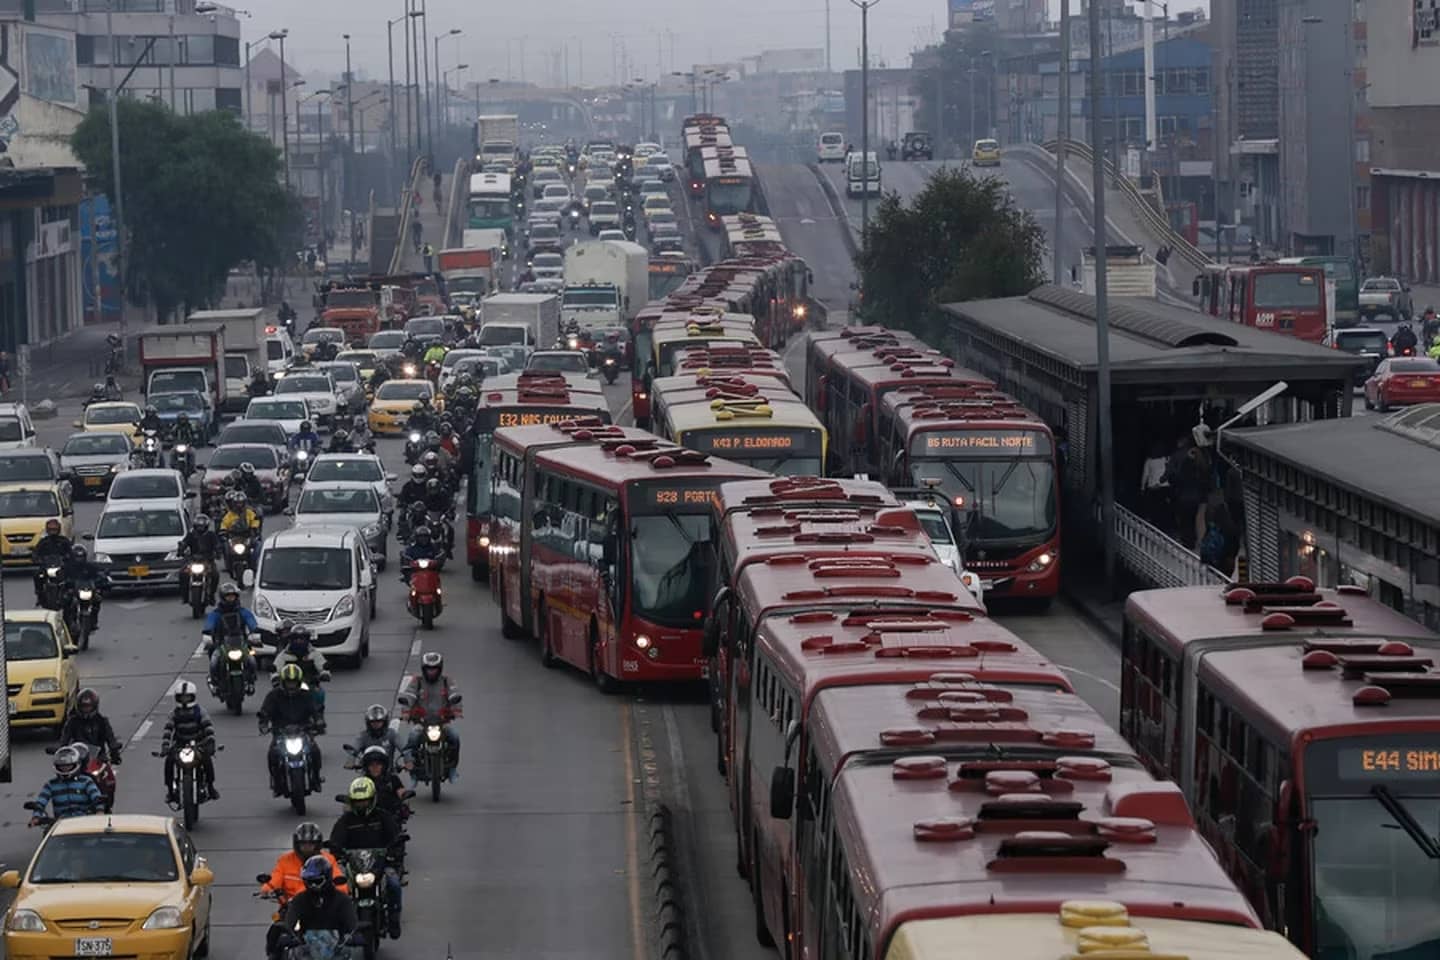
[184,35,214,66]
[216,87,242,113]
[1355,138,1370,162]
[184,87,216,113]
[214,36,239,67]
[1357,184,1371,210]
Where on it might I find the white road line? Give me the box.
[190,640,207,659]
[409,638,422,657]
[128,719,154,744]
[616,398,634,426]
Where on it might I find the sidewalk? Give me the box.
[17,321,134,405]
[394,174,454,275]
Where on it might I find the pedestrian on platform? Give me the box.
[1139,440,1171,529]
[422,243,434,273]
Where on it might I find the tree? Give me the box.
[72,99,303,321]
[856,167,1046,341]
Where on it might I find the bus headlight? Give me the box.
[634,634,651,650]
[1026,551,1055,573]
[478,536,491,548]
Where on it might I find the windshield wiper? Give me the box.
[1371,785,1440,859]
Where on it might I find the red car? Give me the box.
[1364,356,1440,411]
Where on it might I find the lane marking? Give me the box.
[409,638,422,657]
[191,640,207,660]
[128,718,153,744]
[620,701,645,960]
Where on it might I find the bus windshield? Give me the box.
[706,179,753,215]
[650,270,689,301]
[909,458,1057,541]
[470,198,511,220]
[1254,271,1322,309]
[628,485,720,628]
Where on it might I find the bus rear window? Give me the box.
[1254,272,1322,309]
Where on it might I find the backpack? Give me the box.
[1199,523,1226,567]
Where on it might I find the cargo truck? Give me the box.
[475,115,520,165]
[319,280,389,343]
[439,246,501,316]
[138,325,227,423]
[478,292,560,351]
[560,240,649,338]
[185,307,267,413]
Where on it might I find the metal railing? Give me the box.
[441,157,470,250]
[388,156,426,276]
[1040,140,1212,276]
[1114,502,1233,588]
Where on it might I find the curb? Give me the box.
[647,804,691,960]
[807,162,860,259]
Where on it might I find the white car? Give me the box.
[89,499,190,592]
[304,453,396,518]
[817,131,846,163]
[541,183,572,205]
[368,330,406,357]
[905,498,984,604]
[251,526,375,663]
[244,397,310,436]
[289,482,388,566]
[596,228,627,242]
[106,468,189,513]
[644,154,675,182]
[639,179,668,201]
[526,350,592,376]
[0,402,37,450]
[633,141,661,160]
[532,252,565,281]
[274,370,338,426]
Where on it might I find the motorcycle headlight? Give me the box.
[415,558,430,569]
[426,724,442,742]
[77,588,94,601]
[30,677,59,694]
[227,648,244,661]
[7,909,45,932]
[331,594,355,620]
[178,745,197,764]
[568,337,579,349]
[142,906,185,931]
[174,444,188,453]
[354,871,376,888]
[409,432,422,443]
[190,563,206,574]
[1026,551,1055,573]
[284,736,304,755]
[296,450,309,461]
[232,542,246,555]
[46,566,60,577]
[94,553,111,564]
[403,364,417,377]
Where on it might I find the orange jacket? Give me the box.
[259,849,349,900]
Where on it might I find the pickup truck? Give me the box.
[1359,276,1413,322]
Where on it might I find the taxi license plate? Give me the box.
[8,545,29,556]
[83,476,102,487]
[75,938,112,956]
[129,565,150,577]
[1411,379,1429,387]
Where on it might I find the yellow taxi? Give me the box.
[972,138,1001,167]
[1,814,214,960]
[0,483,74,569]
[368,378,439,435]
[4,610,79,729]
[74,402,142,443]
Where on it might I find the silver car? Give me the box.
[318,361,367,414]
[289,482,389,567]
[304,453,396,519]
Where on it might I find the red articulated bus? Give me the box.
[876,385,1061,601]
[1122,578,1440,957]
[463,372,611,582]
[1195,263,1328,343]
[683,120,731,197]
[669,348,792,389]
[488,422,766,689]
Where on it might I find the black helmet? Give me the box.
[426,478,442,496]
[90,383,105,397]
[53,744,83,778]
[292,821,323,858]
[410,464,427,481]
[240,462,256,476]
[217,581,241,609]
[286,626,312,651]
[300,420,313,433]
[300,855,334,894]
[424,430,441,448]
[225,490,246,509]
[144,405,157,417]
[364,703,389,736]
[70,544,88,563]
[361,745,390,775]
[174,680,198,709]
[77,688,99,716]
[421,451,439,470]
[439,420,454,435]
[44,518,61,536]
[194,514,211,532]
[421,650,443,681]
[413,525,433,547]
[333,429,350,445]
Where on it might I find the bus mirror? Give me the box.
[701,587,731,657]
[1193,276,1202,297]
[769,766,796,820]
[1276,780,1293,825]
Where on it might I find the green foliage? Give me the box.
[72,100,303,320]
[856,166,1046,340]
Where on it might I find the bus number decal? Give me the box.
[1256,311,1276,327]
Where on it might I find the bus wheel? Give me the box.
[589,626,616,694]
[751,837,776,948]
[538,600,557,668]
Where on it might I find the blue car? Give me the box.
[150,390,214,439]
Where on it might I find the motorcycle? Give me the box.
[403,431,424,465]
[38,564,67,611]
[405,557,443,629]
[340,846,403,959]
[398,694,462,801]
[68,578,100,651]
[224,532,258,581]
[46,742,117,813]
[170,442,196,480]
[22,799,55,830]
[268,724,319,814]
[153,739,221,830]
[426,509,456,558]
[132,429,163,469]
[186,557,215,619]
[272,927,367,960]
[270,672,330,727]
[601,353,620,384]
[209,632,256,715]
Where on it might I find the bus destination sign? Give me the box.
[1308,734,1440,791]
[914,428,1052,457]
[1340,746,1440,778]
[481,407,610,432]
[634,481,721,513]
[688,429,822,457]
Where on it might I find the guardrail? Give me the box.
[389,156,427,276]
[1115,502,1232,588]
[1040,140,1212,275]
[441,158,470,250]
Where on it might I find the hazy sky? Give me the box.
[239,0,948,85]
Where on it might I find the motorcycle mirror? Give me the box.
[241,569,255,589]
[81,533,94,542]
[44,745,57,755]
[341,743,357,754]
[401,789,417,800]
[255,873,271,884]
[63,645,79,656]
[334,793,349,803]
[446,693,463,705]
[397,694,415,707]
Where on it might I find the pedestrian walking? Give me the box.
[1139,440,1171,528]
[422,243,435,273]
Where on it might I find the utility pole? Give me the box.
[851,0,880,246]
[825,0,832,73]
[387,16,400,191]
[344,34,355,213]
[272,29,290,189]
[1088,0,1116,590]
[419,0,431,159]
[403,5,413,171]
[105,0,125,328]
[410,3,423,162]
[1054,0,1070,283]
[1142,0,1156,174]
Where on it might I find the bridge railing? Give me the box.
[389,156,427,276]
[1114,502,1232,588]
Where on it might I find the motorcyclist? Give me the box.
[406,397,437,435]
[259,822,348,908]
[1393,321,1419,355]
[220,490,263,544]
[271,856,358,960]
[61,544,109,631]
[359,746,410,822]
[103,374,124,401]
[59,688,123,765]
[179,514,223,602]
[400,337,425,362]
[33,518,73,604]
[352,704,405,768]
[398,464,430,510]
[328,778,403,938]
[203,581,258,693]
[313,340,340,362]
[30,745,103,824]
[399,651,461,774]
[437,420,460,458]
[278,300,298,328]
[161,681,219,802]
[259,663,324,791]
[235,462,267,505]
[422,340,447,370]
[1423,305,1440,346]
[422,477,451,515]
[273,626,330,732]
[423,447,455,496]
[290,418,321,464]
[400,527,444,582]
[85,382,107,407]
[248,368,270,399]
[327,429,355,454]
[172,411,200,448]
[139,404,163,435]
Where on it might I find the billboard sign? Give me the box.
[80,195,120,324]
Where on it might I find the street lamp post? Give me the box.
[849,0,881,245]
[409,4,424,163]
[387,15,402,180]
[356,93,387,153]
[1086,0,1115,588]
[434,29,462,151]
[443,65,468,129]
[343,34,355,212]
[418,0,431,159]
[269,29,290,188]
[303,89,335,240]
[104,0,125,325]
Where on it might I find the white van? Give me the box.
[817,132,846,164]
[0,402,37,450]
[845,151,882,196]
